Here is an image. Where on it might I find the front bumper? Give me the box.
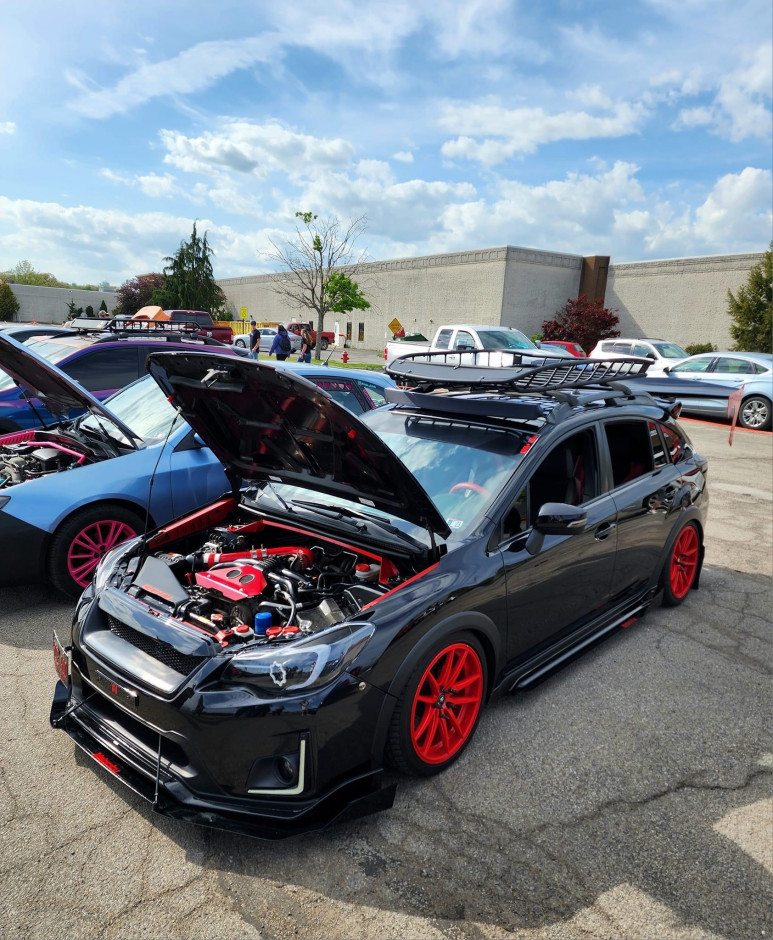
[0,510,47,585]
[51,680,395,839]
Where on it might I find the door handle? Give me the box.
[595,522,616,541]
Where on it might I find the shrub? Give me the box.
[727,244,772,352]
[684,342,717,356]
[0,279,20,321]
[541,295,620,354]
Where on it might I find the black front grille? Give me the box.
[107,616,204,677]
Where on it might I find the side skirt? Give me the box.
[492,592,656,697]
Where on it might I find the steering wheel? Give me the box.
[449,481,491,499]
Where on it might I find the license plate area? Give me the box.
[53,630,70,685]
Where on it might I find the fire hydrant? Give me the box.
[341,349,349,364]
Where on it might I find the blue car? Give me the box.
[0,332,393,597]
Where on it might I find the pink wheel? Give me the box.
[387,633,487,775]
[49,505,143,598]
[663,523,700,606]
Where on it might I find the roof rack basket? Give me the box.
[69,317,200,336]
[385,349,652,393]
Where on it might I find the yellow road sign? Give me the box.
[388,317,403,334]
[239,306,249,320]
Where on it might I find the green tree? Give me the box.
[151,223,226,315]
[266,212,369,356]
[98,299,108,313]
[1,260,68,288]
[541,295,620,353]
[0,279,20,321]
[727,245,772,352]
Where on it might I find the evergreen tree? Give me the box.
[151,223,226,314]
[0,279,20,321]
[727,245,772,352]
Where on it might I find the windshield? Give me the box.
[477,330,536,351]
[78,375,180,446]
[0,337,87,392]
[651,342,688,359]
[253,408,530,544]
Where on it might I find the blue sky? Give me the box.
[0,0,771,286]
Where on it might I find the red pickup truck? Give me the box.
[286,321,337,351]
[166,310,233,345]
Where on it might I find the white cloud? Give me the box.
[0,122,15,135]
[439,98,648,164]
[393,150,414,163]
[160,122,355,180]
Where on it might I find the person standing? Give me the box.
[269,325,293,361]
[298,328,313,363]
[248,320,260,360]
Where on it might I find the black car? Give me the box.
[51,352,708,838]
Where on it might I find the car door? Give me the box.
[498,426,619,662]
[168,427,230,518]
[602,418,684,603]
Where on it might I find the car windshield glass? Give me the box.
[477,330,536,351]
[78,376,180,446]
[0,338,87,392]
[651,342,688,358]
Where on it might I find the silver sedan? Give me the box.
[233,327,303,354]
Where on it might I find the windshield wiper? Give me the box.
[290,499,427,549]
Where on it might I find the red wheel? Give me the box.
[387,633,487,776]
[49,504,144,598]
[449,481,491,499]
[662,523,700,606]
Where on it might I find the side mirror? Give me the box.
[524,503,587,556]
[663,365,671,374]
[192,433,206,448]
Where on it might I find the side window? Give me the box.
[62,348,140,392]
[612,342,632,354]
[453,330,475,350]
[671,358,712,373]
[312,378,365,415]
[502,430,599,538]
[435,329,453,350]
[357,380,388,408]
[659,423,685,463]
[632,342,653,358]
[648,422,668,468]
[715,357,755,374]
[604,421,654,487]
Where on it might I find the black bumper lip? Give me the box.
[50,680,396,840]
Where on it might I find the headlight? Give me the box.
[93,535,143,592]
[222,623,374,696]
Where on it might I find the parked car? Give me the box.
[51,352,708,838]
[0,318,241,432]
[386,324,575,367]
[0,333,393,596]
[589,339,689,377]
[663,351,773,430]
[539,340,587,358]
[165,310,233,344]
[286,321,338,351]
[233,327,302,354]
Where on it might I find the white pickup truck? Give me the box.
[385,324,574,367]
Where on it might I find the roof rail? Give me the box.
[69,317,200,336]
[385,350,651,392]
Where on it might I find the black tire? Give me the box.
[320,338,329,351]
[386,632,487,776]
[49,504,145,598]
[738,395,771,431]
[661,522,701,607]
[234,337,246,349]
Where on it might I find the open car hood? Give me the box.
[146,351,450,538]
[0,331,139,444]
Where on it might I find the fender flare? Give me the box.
[369,610,503,766]
[649,509,705,593]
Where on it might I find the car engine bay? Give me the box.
[111,506,410,646]
[0,430,98,488]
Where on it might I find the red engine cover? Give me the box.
[195,564,267,601]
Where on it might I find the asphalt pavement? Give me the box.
[0,419,770,939]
